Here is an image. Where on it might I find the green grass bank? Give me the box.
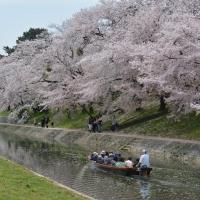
[0,158,88,200]
[27,105,200,140]
[119,108,200,140]
[0,111,9,117]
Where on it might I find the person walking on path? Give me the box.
[88,116,93,132]
[111,115,118,132]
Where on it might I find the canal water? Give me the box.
[0,132,199,200]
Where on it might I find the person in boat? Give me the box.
[103,155,112,165]
[90,152,98,161]
[96,155,104,164]
[112,152,121,162]
[114,157,126,167]
[108,152,114,160]
[125,157,133,168]
[138,149,150,170]
[101,151,108,163]
[105,151,109,156]
[135,158,140,166]
[107,152,116,165]
[100,150,106,158]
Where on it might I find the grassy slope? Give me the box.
[28,110,89,129]
[120,107,200,140]
[0,158,87,200]
[27,106,200,140]
[56,111,88,129]
[0,111,9,117]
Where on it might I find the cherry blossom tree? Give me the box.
[0,0,199,117]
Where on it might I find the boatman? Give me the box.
[138,149,150,171]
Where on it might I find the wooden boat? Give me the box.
[93,162,152,177]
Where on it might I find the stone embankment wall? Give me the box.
[0,124,200,166]
[0,117,8,123]
[0,117,16,124]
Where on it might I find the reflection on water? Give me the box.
[0,132,199,200]
[139,181,150,200]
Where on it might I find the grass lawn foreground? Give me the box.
[0,158,88,200]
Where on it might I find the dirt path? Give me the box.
[1,123,200,145]
[104,132,200,144]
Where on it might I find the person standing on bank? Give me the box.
[111,115,118,132]
[97,115,102,133]
[88,116,93,132]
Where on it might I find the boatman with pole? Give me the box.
[137,149,150,175]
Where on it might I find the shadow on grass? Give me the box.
[119,110,168,130]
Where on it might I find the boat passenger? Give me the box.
[104,155,112,165]
[90,152,98,161]
[135,158,140,166]
[113,153,121,162]
[138,149,150,170]
[115,157,126,167]
[111,159,116,166]
[108,152,114,159]
[96,155,104,164]
[100,150,106,158]
[103,155,108,164]
[125,157,133,168]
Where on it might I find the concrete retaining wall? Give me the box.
[0,123,200,166]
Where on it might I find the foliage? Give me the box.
[16,28,48,43]
[0,0,200,116]
[8,105,33,124]
[3,46,15,55]
[49,109,90,129]
[26,105,200,140]
[28,111,48,125]
[45,64,52,72]
[76,48,84,56]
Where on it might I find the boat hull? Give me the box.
[93,162,152,176]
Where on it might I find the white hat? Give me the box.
[142,149,147,153]
[101,150,106,154]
